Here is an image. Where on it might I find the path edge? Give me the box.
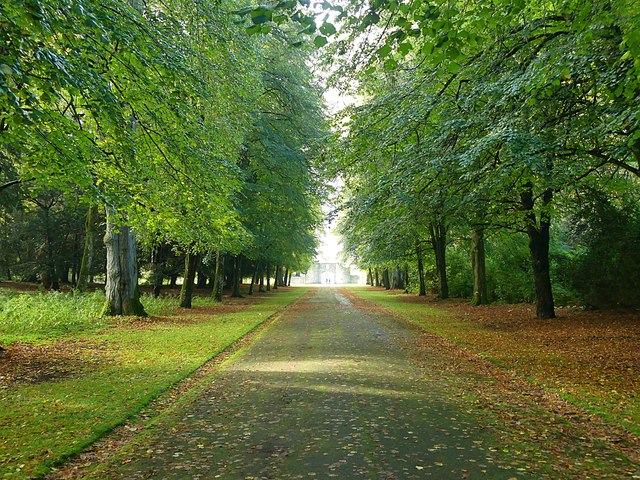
[41,288,314,480]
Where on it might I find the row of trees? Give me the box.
[326,0,640,318]
[1,0,327,313]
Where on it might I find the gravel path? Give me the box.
[107,288,525,479]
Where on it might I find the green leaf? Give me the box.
[383,58,398,71]
[362,12,380,27]
[398,42,412,54]
[376,44,392,58]
[320,22,337,36]
[314,35,328,47]
[252,15,270,25]
[447,62,461,73]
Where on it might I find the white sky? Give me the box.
[317,218,342,263]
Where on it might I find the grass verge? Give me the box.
[0,288,307,479]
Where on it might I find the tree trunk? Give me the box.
[367,267,373,285]
[287,270,292,286]
[265,264,271,291]
[273,265,280,290]
[196,268,207,289]
[284,267,289,287]
[179,251,198,308]
[248,265,257,295]
[374,268,380,287]
[212,250,224,302]
[521,185,555,319]
[102,210,146,316]
[259,265,265,292]
[471,226,489,305]
[430,222,449,299]
[404,264,409,293]
[416,239,427,297]
[382,269,390,290]
[231,255,243,297]
[393,265,404,290]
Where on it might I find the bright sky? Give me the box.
[317,219,342,263]
[316,78,358,266]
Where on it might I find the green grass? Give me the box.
[0,288,307,479]
[0,290,219,344]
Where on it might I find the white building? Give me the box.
[290,222,365,285]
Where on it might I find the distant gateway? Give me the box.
[291,262,361,285]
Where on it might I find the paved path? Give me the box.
[109,288,522,479]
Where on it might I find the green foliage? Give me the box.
[486,234,535,304]
[1,0,328,304]
[327,0,640,310]
[556,189,640,308]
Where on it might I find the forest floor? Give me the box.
[43,287,639,479]
[0,284,307,479]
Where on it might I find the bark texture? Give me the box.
[231,255,243,297]
[102,210,146,316]
[430,222,449,299]
[382,269,391,290]
[212,250,224,302]
[521,184,556,319]
[471,226,488,305]
[179,251,198,308]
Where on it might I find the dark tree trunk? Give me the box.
[471,226,489,305]
[390,267,400,289]
[284,267,289,287]
[374,268,380,287]
[265,264,271,291]
[521,185,555,319]
[102,210,146,316]
[196,268,207,289]
[259,265,265,292]
[179,251,198,308]
[150,243,165,298]
[231,255,243,298]
[430,222,449,299]
[367,267,373,285]
[170,274,178,288]
[212,250,224,302]
[382,269,391,290]
[287,271,292,286]
[404,264,409,293]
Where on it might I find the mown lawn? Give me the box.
[0,287,307,479]
[347,287,640,438]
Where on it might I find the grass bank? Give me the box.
[0,287,307,479]
[347,287,639,438]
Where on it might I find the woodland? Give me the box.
[2,0,640,321]
[1,1,640,478]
